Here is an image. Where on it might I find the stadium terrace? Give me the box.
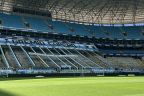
[0,1,144,96]
[0,0,143,76]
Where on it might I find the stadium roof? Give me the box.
[0,0,144,24]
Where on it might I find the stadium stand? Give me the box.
[0,13,23,29]
[0,0,144,75]
[0,13,144,39]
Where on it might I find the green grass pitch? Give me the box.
[0,77,144,96]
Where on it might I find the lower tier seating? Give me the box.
[106,57,144,71]
[0,45,144,73]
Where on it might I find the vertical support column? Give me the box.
[75,49,103,68]
[39,47,61,70]
[30,47,49,67]
[47,48,69,69]
[0,45,10,68]
[20,46,36,67]
[54,48,78,70]
[8,45,21,67]
[60,48,85,69]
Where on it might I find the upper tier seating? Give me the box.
[65,22,92,37]
[123,26,143,39]
[0,13,144,40]
[24,16,52,32]
[0,13,24,28]
[102,26,124,39]
[47,20,70,34]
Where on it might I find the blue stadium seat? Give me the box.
[24,16,52,32]
[66,23,92,37]
[103,27,124,39]
[47,20,70,34]
[0,12,143,40]
[86,26,108,38]
[123,26,143,39]
[0,13,24,28]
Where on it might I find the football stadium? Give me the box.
[0,0,144,96]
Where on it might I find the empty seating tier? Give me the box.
[0,13,144,40]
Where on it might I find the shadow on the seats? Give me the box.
[0,90,17,96]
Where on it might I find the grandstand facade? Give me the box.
[0,0,144,76]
